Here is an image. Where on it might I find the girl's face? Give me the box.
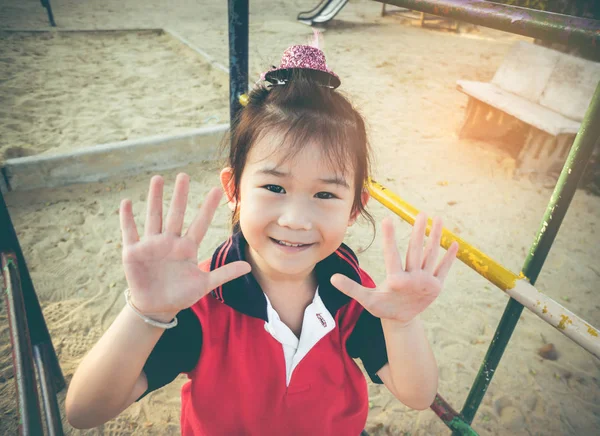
[223,133,366,281]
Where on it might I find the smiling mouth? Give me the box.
[270,238,313,248]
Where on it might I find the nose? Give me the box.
[277,201,313,231]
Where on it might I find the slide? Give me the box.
[297,0,349,25]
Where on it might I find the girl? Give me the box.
[66,41,459,435]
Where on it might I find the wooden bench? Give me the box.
[456,41,600,176]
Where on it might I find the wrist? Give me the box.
[128,292,177,322]
[135,308,178,324]
[124,289,178,328]
[122,303,173,328]
[382,316,419,330]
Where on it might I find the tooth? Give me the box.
[277,240,303,247]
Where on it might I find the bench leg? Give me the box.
[516,128,575,177]
[516,128,550,176]
[549,134,575,175]
[458,97,482,139]
[458,98,525,146]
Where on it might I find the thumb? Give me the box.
[207,261,251,293]
[330,274,371,306]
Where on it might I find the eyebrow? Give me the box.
[319,175,350,189]
[257,168,288,178]
[257,167,350,189]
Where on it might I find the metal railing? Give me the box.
[374,0,599,48]
[1,177,65,435]
[2,253,65,435]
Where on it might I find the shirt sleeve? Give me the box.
[136,307,202,401]
[346,307,388,384]
[345,268,388,384]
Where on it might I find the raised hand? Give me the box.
[331,213,459,325]
[119,173,251,321]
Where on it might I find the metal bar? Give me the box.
[2,253,44,435]
[227,0,249,127]
[368,179,520,291]
[431,394,479,435]
[506,279,598,357]
[522,81,600,287]
[33,343,64,436]
[460,81,600,424]
[39,0,56,27]
[368,179,599,356]
[0,190,65,393]
[374,0,600,48]
[457,298,523,433]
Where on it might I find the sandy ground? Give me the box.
[0,29,228,160]
[1,0,599,435]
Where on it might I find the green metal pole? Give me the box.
[460,82,600,425]
[431,394,479,435]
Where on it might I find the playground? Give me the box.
[1,0,599,435]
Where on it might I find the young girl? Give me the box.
[66,40,459,435]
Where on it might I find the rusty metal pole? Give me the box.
[374,0,600,48]
[2,253,44,435]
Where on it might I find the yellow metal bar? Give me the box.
[368,178,521,291]
[369,178,600,357]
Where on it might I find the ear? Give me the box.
[348,190,370,226]
[220,168,237,211]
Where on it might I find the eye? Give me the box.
[315,192,337,199]
[263,184,286,194]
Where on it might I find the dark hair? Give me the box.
[225,70,374,236]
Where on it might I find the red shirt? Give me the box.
[140,232,388,435]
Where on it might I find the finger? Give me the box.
[406,212,427,271]
[145,175,164,237]
[207,261,252,292]
[165,173,190,236]
[185,188,223,245]
[330,274,373,307]
[119,199,139,246]
[422,216,443,272]
[382,217,403,275]
[434,241,460,282]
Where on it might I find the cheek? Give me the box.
[238,189,276,225]
[317,202,354,235]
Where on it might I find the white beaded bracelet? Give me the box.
[124,288,178,329]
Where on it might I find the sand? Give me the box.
[0,29,228,160]
[1,0,599,435]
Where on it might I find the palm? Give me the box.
[372,272,442,321]
[119,174,250,319]
[123,234,202,314]
[331,214,458,324]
